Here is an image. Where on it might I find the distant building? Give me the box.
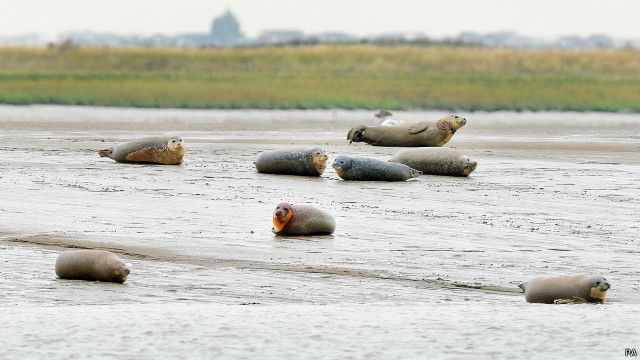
[210,10,244,47]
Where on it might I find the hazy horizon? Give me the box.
[1,0,639,40]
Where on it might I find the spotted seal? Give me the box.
[255,147,328,176]
[98,135,185,165]
[388,147,477,177]
[332,155,421,181]
[347,114,466,147]
[272,202,335,236]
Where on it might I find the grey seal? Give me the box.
[332,155,421,181]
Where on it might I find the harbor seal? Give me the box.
[347,114,467,147]
[98,135,185,165]
[519,274,610,304]
[388,147,477,177]
[255,147,328,176]
[272,202,335,236]
[332,155,422,181]
[55,250,130,283]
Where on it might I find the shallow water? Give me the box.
[0,105,638,358]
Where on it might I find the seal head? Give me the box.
[273,202,294,233]
[331,155,352,179]
[167,136,186,156]
[587,275,611,301]
[436,114,467,134]
[308,147,329,175]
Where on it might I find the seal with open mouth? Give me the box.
[519,274,610,304]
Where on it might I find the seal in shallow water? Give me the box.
[332,155,421,181]
[272,202,335,236]
[255,147,328,176]
[388,147,477,177]
[98,135,185,165]
[347,114,467,147]
[519,274,610,304]
[55,250,130,283]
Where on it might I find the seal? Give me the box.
[347,114,467,147]
[388,147,477,177]
[255,147,328,176]
[519,274,610,304]
[272,202,335,236]
[55,249,130,283]
[375,110,401,126]
[332,155,422,181]
[98,135,185,165]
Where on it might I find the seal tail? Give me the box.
[347,125,366,144]
[517,283,526,292]
[409,168,422,178]
[98,149,112,158]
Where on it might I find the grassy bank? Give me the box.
[1,45,639,111]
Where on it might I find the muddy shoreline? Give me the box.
[1,105,638,358]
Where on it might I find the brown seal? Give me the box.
[272,202,335,236]
[55,250,130,283]
[98,135,185,165]
[347,114,467,147]
[388,147,477,177]
[519,274,610,304]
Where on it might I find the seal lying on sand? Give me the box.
[519,274,610,304]
[388,147,477,177]
[272,202,335,236]
[99,135,185,165]
[55,250,130,283]
[347,114,467,147]
[332,155,421,181]
[255,147,328,176]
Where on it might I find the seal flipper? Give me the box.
[553,297,588,304]
[518,282,526,292]
[408,122,430,135]
[98,149,113,158]
[347,126,366,144]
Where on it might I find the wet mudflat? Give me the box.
[0,105,638,359]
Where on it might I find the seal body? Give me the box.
[272,202,335,236]
[55,250,130,283]
[519,274,610,304]
[99,135,185,165]
[388,147,477,177]
[332,155,421,181]
[255,147,328,176]
[347,114,467,147]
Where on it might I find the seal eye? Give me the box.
[454,115,459,118]
[595,281,601,286]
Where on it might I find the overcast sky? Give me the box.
[1,0,639,39]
